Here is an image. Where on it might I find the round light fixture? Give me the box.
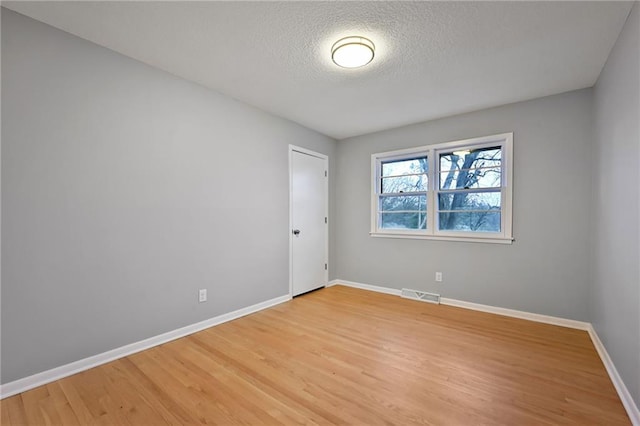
[331,36,375,68]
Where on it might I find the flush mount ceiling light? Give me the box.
[331,36,375,68]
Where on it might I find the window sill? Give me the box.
[370,232,514,244]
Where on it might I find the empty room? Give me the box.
[1,1,639,424]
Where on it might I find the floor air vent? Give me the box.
[401,288,441,304]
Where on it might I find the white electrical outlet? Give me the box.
[435,272,443,282]
[198,289,207,303]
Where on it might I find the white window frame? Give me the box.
[371,132,513,244]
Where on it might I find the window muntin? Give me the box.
[371,133,513,243]
[437,146,502,233]
[378,155,428,230]
[439,147,502,189]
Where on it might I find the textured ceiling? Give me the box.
[3,1,634,139]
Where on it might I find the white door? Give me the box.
[290,146,328,297]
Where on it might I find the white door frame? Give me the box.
[289,145,329,297]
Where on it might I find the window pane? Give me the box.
[439,167,501,189]
[438,212,501,232]
[382,175,427,193]
[440,147,501,173]
[382,157,428,177]
[439,146,502,189]
[438,192,501,211]
[380,195,426,212]
[381,212,427,230]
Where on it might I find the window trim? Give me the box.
[371,132,513,244]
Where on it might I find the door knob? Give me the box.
[292,229,301,236]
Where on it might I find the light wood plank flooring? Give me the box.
[1,285,630,425]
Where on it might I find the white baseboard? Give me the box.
[4,281,638,425]
[439,297,590,330]
[588,325,640,425]
[327,279,401,296]
[0,294,291,399]
[329,279,588,330]
[329,279,638,424]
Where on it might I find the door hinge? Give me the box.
[325,170,327,177]
[325,263,328,270]
[325,217,327,224]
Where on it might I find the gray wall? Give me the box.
[592,3,640,407]
[335,89,594,321]
[1,9,336,383]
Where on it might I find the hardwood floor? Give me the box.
[1,285,630,425]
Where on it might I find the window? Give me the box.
[371,133,513,243]
[379,155,428,230]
